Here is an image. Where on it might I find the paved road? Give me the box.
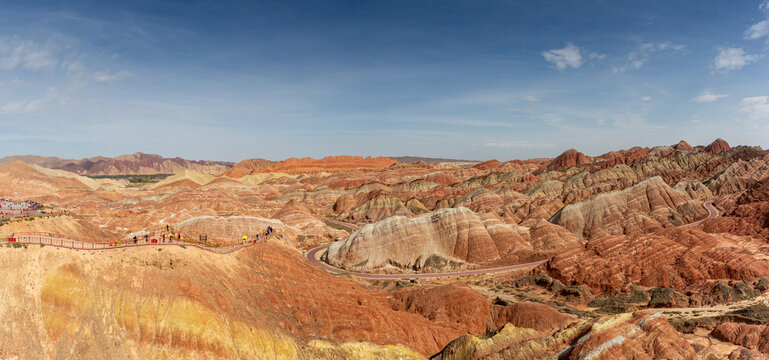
[680,201,719,228]
[304,244,548,279]
[305,201,720,280]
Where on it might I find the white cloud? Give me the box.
[641,96,651,101]
[6,78,33,88]
[612,41,685,73]
[0,38,57,72]
[65,61,134,85]
[522,95,540,102]
[713,48,759,72]
[745,19,769,39]
[740,96,769,120]
[745,1,769,40]
[0,87,60,115]
[691,89,729,103]
[92,70,134,83]
[588,52,606,60]
[542,43,584,70]
[482,140,556,148]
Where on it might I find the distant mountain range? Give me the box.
[0,153,477,176]
[0,153,234,176]
[390,156,477,164]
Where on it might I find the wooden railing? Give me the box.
[0,230,275,255]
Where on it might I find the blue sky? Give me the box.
[0,1,768,161]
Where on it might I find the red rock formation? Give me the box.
[433,311,695,360]
[2,242,481,357]
[264,156,397,174]
[219,158,274,177]
[712,322,769,354]
[706,138,731,154]
[391,283,575,337]
[472,159,502,170]
[548,227,769,293]
[491,301,574,331]
[390,283,493,334]
[595,147,650,168]
[528,219,583,252]
[323,207,534,271]
[10,152,234,175]
[674,140,693,151]
[546,149,591,170]
[566,312,697,360]
[0,161,93,198]
[551,176,700,239]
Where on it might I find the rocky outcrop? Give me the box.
[344,193,412,222]
[712,322,769,355]
[550,176,698,239]
[263,156,397,174]
[146,169,216,190]
[706,138,731,154]
[674,140,693,151]
[528,219,583,252]
[433,312,695,360]
[323,207,533,271]
[596,147,650,168]
[453,188,504,212]
[0,161,104,198]
[274,200,348,247]
[708,155,769,195]
[546,149,591,170]
[219,158,275,178]
[548,227,769,293]
[565,312,697,360]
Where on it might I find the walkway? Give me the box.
[0,231,272,255]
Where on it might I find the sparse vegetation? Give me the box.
[87,174,172,183]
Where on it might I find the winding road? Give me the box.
[305,201,720,280]
[681,200,719,228]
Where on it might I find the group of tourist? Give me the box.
[0,199,43,218]
[123,225,277,247]
[0,199,41,211]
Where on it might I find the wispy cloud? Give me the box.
[691,89,729,103]
[641,96,651,101]
[0,87,60,115]
[0,37,58,72]
[713,48,759,73]
[65,61,134,85]
[481,140,556,148]
[542,43,584,70]
[740,96,769,120]
[522,95,540,102]
[92,70,134,83]
[612,41,685,73]
[0,36,133,116]
[745,1,769,40]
